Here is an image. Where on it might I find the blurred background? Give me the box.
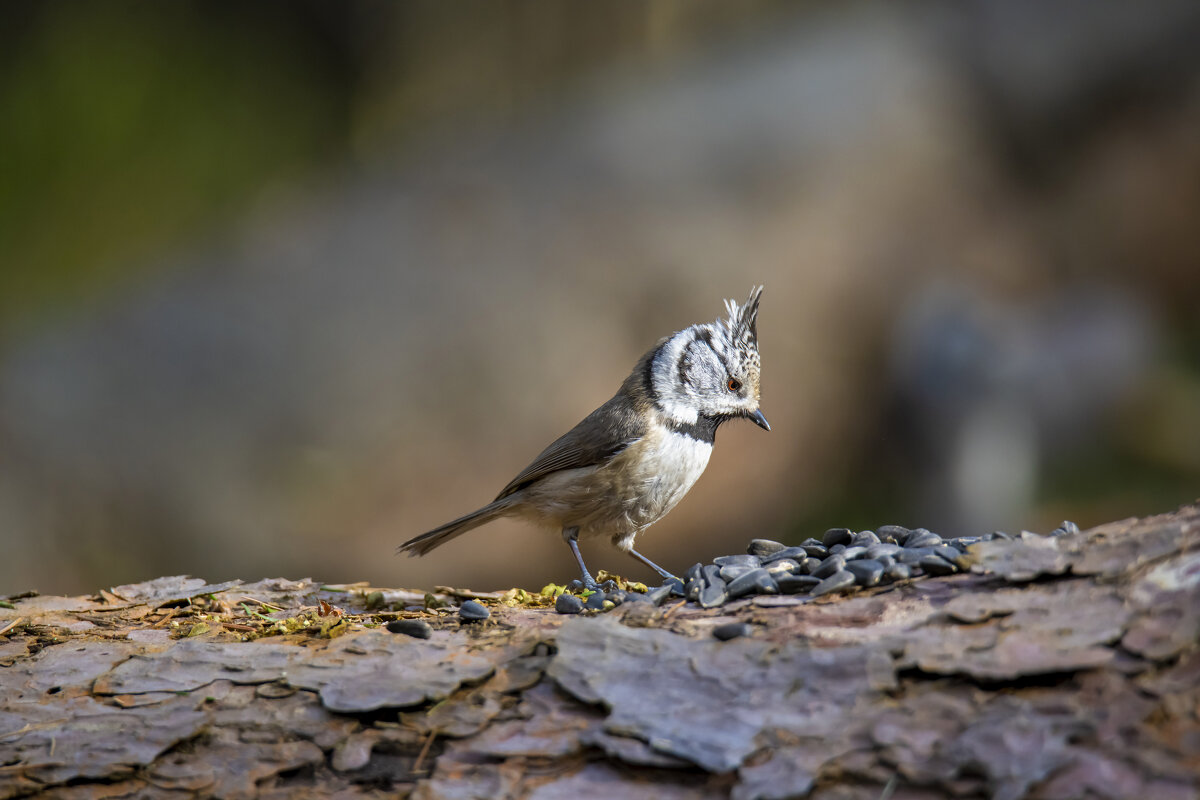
[2,1,1198,597]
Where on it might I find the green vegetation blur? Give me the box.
[0,1,786,336]
[0,3,346,332]
[1,1,1197,595]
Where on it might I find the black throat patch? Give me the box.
[663,412,723,444]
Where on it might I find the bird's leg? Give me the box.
[562,526,604,592]
[627,546,679,583]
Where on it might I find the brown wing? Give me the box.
[494,391,647,501]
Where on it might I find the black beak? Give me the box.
[748,408,771,431]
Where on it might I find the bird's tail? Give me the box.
[398,499,512,557]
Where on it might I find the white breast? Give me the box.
[513,423,713,547]
[604,424,712,548]
[635,429,712,511]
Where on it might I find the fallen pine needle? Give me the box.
[661,600,687,618]
[239,596,282,611]
[412,730,437,774]
[150,609,181,629]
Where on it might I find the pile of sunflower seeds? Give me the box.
[579,521,1080,613]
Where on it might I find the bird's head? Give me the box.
[649,286,769,432]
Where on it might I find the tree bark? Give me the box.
[2,504,1198,799]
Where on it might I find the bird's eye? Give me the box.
[727,378,742,392]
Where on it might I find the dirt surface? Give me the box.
[2,504,1199,799]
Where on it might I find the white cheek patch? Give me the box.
[657,396,699,425]
[651,327,706,425]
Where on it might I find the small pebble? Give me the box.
[931,545,971,570]
[720,564,757,583]
[386,619,432,639]
[895,548,932,565]
[567,579,585,591]
[458,600,490,622]
[850,530,881,547]
[762,546,807,564]
[645,585,673,606]
[811,570,857,597]
[802,543,830,559]
[555,594,584,614]
[585,590,610,610]
[1049,520,1080,537]
[845,559,885,587]
[822,527,854,547]
[839,545,868,561]
[703,564,724,586]
[919,555,959,576]
[812,554,845,579]
[713,554,761,568]
[621,591,652,604]
[799,557,822,575]
[685,562,705,582]
[699,579,729,609]
[776,574,821,594]
[829,543,846,554]
[712,622,753,641]
[685,578,702,603]
[765,558,800,577]
[866,543,902,560]
[876,525,909,544]
[726,568,778,599]
[747,538,788,558]
[906,529,943,548]
[884,563,912,582]
[877,554,896,569]
[662,576,686,596]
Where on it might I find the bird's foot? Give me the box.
[570,576,617,594]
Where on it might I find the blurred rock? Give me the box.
[888,283,1155,534]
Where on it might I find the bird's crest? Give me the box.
[722,286,763,352]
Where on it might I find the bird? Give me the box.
[398,287,769,590]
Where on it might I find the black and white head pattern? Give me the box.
[650,286,763,429]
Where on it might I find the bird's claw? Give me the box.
[578,575,617,594]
